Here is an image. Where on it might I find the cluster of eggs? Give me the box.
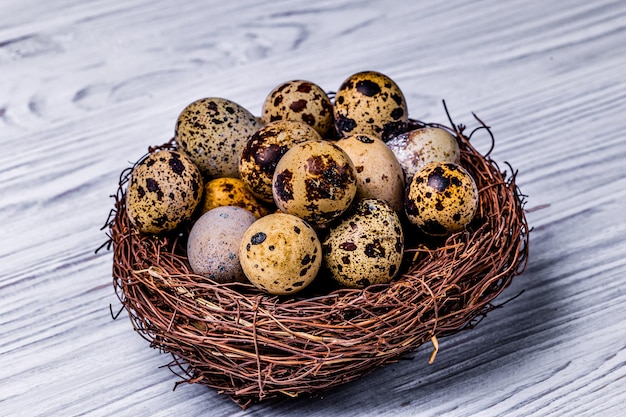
[125,71,479,295]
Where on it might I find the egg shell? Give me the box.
[405,161,479,236]
[175,97,260,178]
[322,199,404,288]
[262,80,333,136]
[239,213,322,295]
[239,120,322,203]
[333,71,408,141]
[272,140,357,228]
[335,134,405,212]
[187,206,257,283]
[201,177,271,218]
[126,150,203,234]
[387,127,461,181]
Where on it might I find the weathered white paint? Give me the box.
[1,0,625,415]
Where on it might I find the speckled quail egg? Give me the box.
[187,206,257,283]
[175,97,260,178]
[126,150,203,234]
[201,177,272,218]
[322,199,404,288]
[335,134,405,212]
[272,140,357,228]
[333,71,408,141]
[405,161,479,236]
[239,120,322,203]
[239,212,322,295]
[262,80,333,136]
[387,127,461,181]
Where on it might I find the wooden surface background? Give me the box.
[1,0,625,416]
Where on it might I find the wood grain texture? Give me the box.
[1,0,625,415]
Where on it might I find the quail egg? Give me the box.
[201,177,271,218]
[272,140,357,228]
[175,97,260,178]
[322,199,404,288]
[126,150,203,234]
[239,120,322,203]
[262,80,333,137]
[187,206,257,283]
[405,161,479,236]
[335,134,405,212]
[387,127,461,181]
[333,71,408,141]
[239,212,322,295]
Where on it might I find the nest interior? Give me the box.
[104,112,529,409]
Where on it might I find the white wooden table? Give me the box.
[2,1,625,415]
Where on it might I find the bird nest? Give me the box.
[103,108,529,409]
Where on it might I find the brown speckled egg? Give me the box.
[335,134,405,212]
[175,97,260,178]
[387,127,461,181]
[262,80,333,136]
[187,206,257,283]
[272,140,357,228]
[322,199,404,288]
[405,161,479,236]
[333,71,408,141]
[201,177,272,218]
[239,120,321,203]
[239,213,322,295]
[126,150,203,234]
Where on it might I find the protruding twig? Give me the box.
[428,335,439,364]
[110,304,125,320]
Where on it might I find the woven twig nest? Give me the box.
[105,108,529,409]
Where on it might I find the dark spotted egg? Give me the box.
[239,120,321,203]
[262,80,333,136]
[272,140,357,228]
[126,150,203,234]
[239,213,322,295]
[322,199,404,288]
[175,97,260,178]
[405,161,479,236]
[333,71,408,141]
[201,177,271,219]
